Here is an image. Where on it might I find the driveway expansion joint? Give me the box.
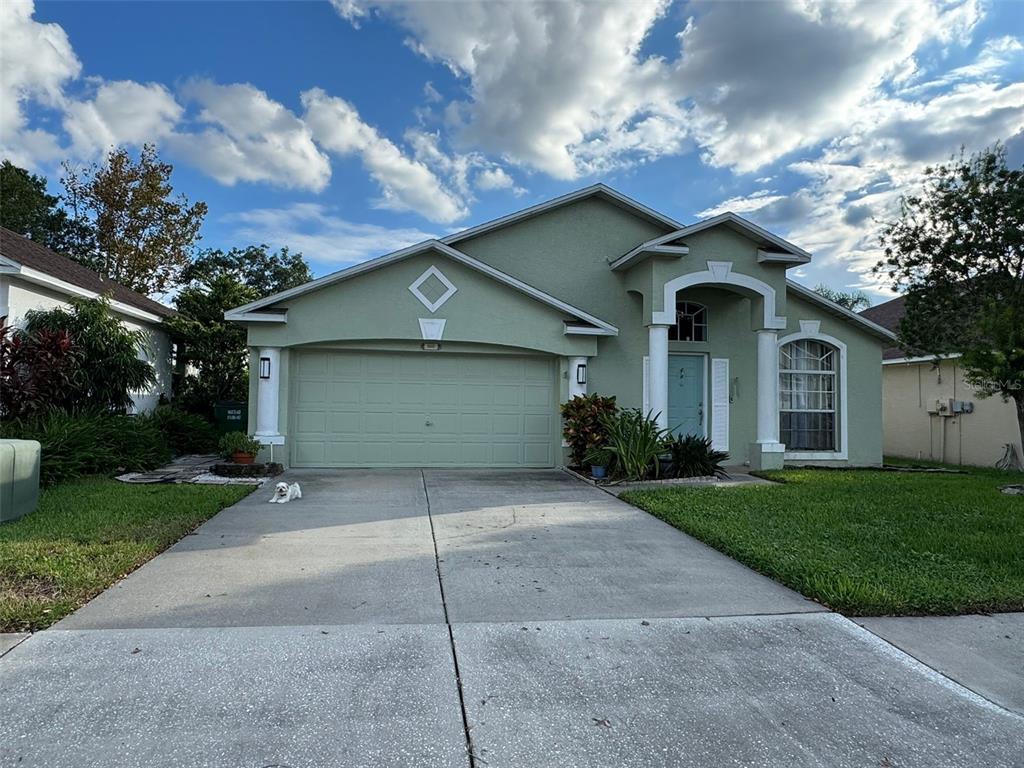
[422,469,478,768]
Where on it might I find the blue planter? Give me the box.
[591,465,607,479]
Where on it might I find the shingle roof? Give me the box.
[0,227,174,319]
[859,296,905,359]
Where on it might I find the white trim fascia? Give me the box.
[563,323,616,336]
[0,254,22,273]
[778,328,849,461]
[653,260,787,330]
[882,353,961,366]
[224,310,287,323]
[15,266,166,325]
[227,239,620,335]
[758,248,810,265]
[786,280,897,342]
[442,183,682,247]
[611,211,812,271]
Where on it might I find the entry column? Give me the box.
[753,329,785,468]
[567,356,588,399]
[648,324,670,431]
[254,346,284,445]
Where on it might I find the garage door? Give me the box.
[291,351,557,467]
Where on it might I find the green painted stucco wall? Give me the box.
[240,195,885,468]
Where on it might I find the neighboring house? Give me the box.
[0,227,174,413]
[860,296,1022,467]
[228,184,894,469]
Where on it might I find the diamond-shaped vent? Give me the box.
[409,265,457,313]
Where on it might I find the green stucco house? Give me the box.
[228,185,895,470]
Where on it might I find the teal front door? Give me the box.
[667,354,705,437]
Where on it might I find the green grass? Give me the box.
[0,478,253,632]
[621,465,1024,616]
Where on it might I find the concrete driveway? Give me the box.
[2,469,1021,767]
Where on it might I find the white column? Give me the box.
[255,346,282,441]
[567,356,588,399]
[648,324,670,431]
[756,329,782,447]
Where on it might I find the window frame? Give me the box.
[668,300,708,342]
[777,332,848,460]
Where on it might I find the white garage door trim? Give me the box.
[290,350,558,468]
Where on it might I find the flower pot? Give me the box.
[591,465,607,479]
[232,451,256,465]
[658,457,673,477]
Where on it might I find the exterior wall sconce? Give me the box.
[259,357,272,379]
[576,362,587,385]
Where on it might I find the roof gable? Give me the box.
[611,212,812,271]
[0,227,173,320]
[226,239,618,335]
[443,183,681,246]
[787,281,896,342]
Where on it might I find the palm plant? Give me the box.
[600,409,667,480]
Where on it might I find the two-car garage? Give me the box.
[290,350,558,468]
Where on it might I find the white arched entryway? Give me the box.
[647,261,787,466]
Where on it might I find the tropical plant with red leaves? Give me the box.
[0,323,81,418]
[560,393,618,466]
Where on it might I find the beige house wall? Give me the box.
[882,358,1021,467]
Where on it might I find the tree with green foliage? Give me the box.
[167,246,313,415]
[181,244,312,299]
[813,283,872,311]
[61,144,207,296]
[875,144,1024,459]
[0,160,94,257]
[20,297,157,413]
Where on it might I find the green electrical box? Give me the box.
[213,400,248,435]
[0,439,41,523]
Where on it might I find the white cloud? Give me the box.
[339,0,675,179]
[475,167,515,191]
[171,80,331,191]
[227,203,435,267]
[0,0,80,166]
[302,87,468,222]
[335,0,991,180]
[671,0,983,172]
[695,190,786,219]
[63,80,182,157]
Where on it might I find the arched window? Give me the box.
[779,339,837,451]
[668,301,707,342]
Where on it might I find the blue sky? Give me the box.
[3,1,1022,300]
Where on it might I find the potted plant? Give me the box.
[583,445,613,479]
[218,431,261,465]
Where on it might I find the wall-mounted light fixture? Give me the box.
[421,342,441,351]
[576,362,587,386]
[259,357,272,379]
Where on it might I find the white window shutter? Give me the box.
[642,356,650,415]
[711,358,729,451]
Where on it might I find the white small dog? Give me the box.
[269,481,302,504]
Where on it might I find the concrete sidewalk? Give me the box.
[2,469,1021,768]
[858,612,1024,715]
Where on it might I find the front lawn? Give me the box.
[621,466,1024,616]
[0,478,252,632]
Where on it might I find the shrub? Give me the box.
[0,323,80,419]
[144,406,218,455]
[600,409,667,480]
[22,297,156,414]
[663,434,730,479]
[560,393,618,466]
[0,410,171,486]
[583,445,614,470]
[218,431,261,459]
